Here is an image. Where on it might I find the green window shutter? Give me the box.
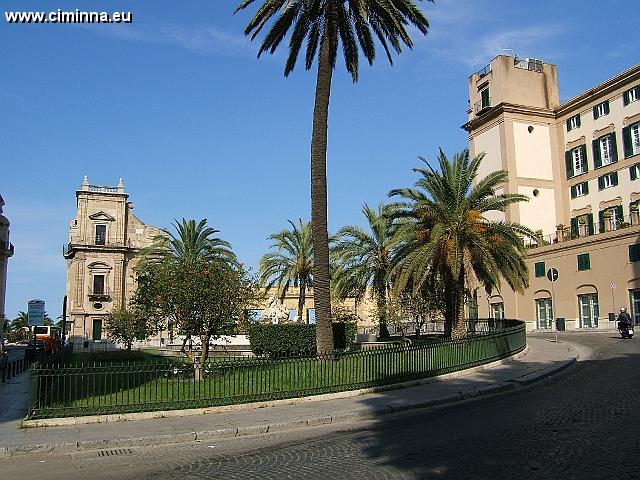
[565,150,574,178]
[593,105,599,119]
[587,213,594,235]
[598,176,605,190]
[593,139,602,168]
[581,145,588,172]
[598,210,605,233]
[577,253,591,271]
[610,133,618,163]
[623,126,633,158]
[624,90,630,106]
[576,114,581,127]
[570,185,577,199]
[604,101,610,115]
[535,262,545,277]
[571,217,579,238]
[566,118,571,131]
[616,205,624,222]
[631,165,638,181]
[629,245,640,263]
[612,171,619,186]
[583,181,589,195]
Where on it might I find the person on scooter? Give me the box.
[617,307,632,331]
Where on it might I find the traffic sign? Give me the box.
[610,282,616,290]
[547,268,559,282]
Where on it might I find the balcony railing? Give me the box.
[514,57,543,72]
[474,97,492,115]
[477,63,491,78]
[525,213,639,249]
[88,288,111,300]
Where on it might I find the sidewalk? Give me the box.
[0,337,590,456]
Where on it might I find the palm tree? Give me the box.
[332,203,396,338]
[259,219,313,323]
[142,218,236,265]
[236,0,432,354]
[389,149,536,339]
[11,311,29,329]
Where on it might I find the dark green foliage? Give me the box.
[249,322,357,357]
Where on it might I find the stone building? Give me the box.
[463,56,640,330]
[63,177,162,349]
[0,195,15,351]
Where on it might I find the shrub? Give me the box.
[249,322,357,357]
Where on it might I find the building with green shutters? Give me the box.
[462,56,640,331]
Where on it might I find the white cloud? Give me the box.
[83,22,252,55]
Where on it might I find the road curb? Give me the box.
[1,342,587,457]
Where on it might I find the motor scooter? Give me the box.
[618,322,635,339]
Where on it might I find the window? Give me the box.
[490,303,504,320]
[577,253,590,271]
[536,298,553,329]
[566,114,581,132]
[630,163,640,181]
[565,145,587,178]
[578,294,599,328]
[570,214,594,238]
[593,134,618,167]
[288,309,297,321]
[247,309,263,323]
[623,123,640,158]
[629,244,640,263]
[95,224,106,245]
[93,274,105,295]
[534,262,546,278]
[623,85,640,106]
[593,100,610,119]
[597,171,618,190]
[92,319,102,341]
[481,88,490,109]
[570,181,589,199]
[599,205,624,232]
[307,308,316,324]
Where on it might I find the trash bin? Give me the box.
[608,312,616,322]
[555,318,566,331]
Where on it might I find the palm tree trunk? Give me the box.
[451,280,467,340]
[311,23,335,355]
[376,284,390,339]
[298,282,306,323]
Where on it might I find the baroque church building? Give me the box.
[63,177,162,349]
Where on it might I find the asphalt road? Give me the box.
[2,333,638,480]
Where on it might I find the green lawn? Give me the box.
[30,332,524,419]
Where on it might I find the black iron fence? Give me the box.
[28,320,526,419]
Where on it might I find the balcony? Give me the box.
[88,287,111,301]
[525,213,639,249]
[474,97,492,115]
[476,63,491,78]
[0,239,14,257]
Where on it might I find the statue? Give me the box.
[261,296,291,324]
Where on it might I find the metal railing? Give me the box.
[1,352,31,383]
[474,97,491,114]
[477,63,491,78]
[28,320,526,419]
[525,213,639,249]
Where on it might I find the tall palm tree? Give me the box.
[259,219,314,323]
[389,149,536,339]
[236,0,432,354]
[142,218,236,265]
[332,203,396,338]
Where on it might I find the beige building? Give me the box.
[63,177,163,349]
[0,195,15,350]
[463,55,640,331]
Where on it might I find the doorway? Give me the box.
[536,298,553,329]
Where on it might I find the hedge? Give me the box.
[249,322,357,357]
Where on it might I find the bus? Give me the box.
[30,325,62,353]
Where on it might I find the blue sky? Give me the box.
[1,0,638,320]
